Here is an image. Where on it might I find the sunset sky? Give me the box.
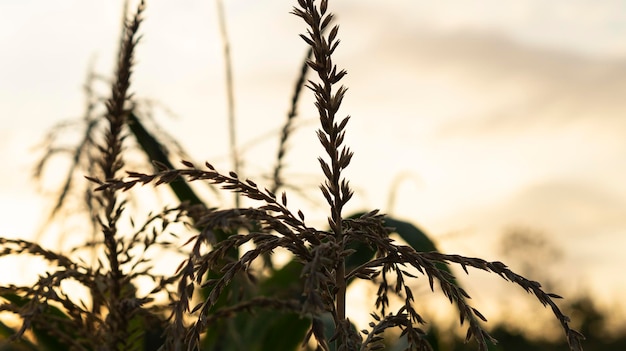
[1,0,626,333]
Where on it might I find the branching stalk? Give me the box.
[96,1,144,348]
[292,0,354,347]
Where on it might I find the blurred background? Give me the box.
[1,0,625,349]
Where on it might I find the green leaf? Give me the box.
[256,312,310,351]
[344,239,376,282]
[0,319,40,351]
[1,294,73,351]
[259,260,303,298]
[124,313,165,351]
[344,212,458,286]
[128,111,204,205]
[0,319,16,339]
[383,217,437,252]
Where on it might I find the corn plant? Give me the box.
[0,1,584,350]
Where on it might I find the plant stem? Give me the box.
[216,0,240,209]
[98,2,144,347]
[293,0,354,346]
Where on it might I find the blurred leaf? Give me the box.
[124,312,166,351]
[200,259,307,350]
[243,312,310,351]
[0,320,15,339]
[1,294,72,351]
[128,111,204,205]
[344,241,376,281]
[383,217,437,252]
[200,256,254,350]
[261,313,310,350]
[259,260,303,298]
[385,215,459,286]
[0,320,39,351]
[346,212,457,286]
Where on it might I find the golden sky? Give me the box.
[2,0,626,332]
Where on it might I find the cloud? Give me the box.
[434,34,626,135]
[354,27,626,137]
[500,180,626,236]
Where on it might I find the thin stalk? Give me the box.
[216,0,240,208]
[271,47,313,194]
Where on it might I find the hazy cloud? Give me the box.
[341,26,626,138]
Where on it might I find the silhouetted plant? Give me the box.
[0,1,585,351]
[101,1,583,350]
[0,2,178,350]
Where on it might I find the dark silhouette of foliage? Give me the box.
[0,1,597,351]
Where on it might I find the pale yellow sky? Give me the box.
[2,0,626,332]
